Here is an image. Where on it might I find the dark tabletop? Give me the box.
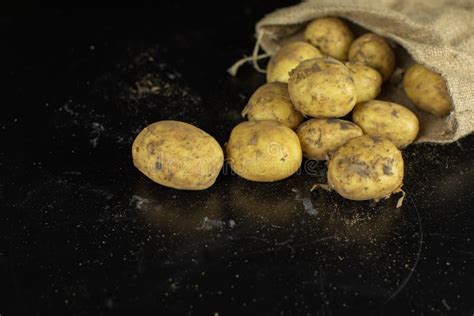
[1,4,473,315]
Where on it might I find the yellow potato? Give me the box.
[403,63,452,116]
[352,100,419,148]
[297,118,363,160]
[266,41,323,83]
[132,120,224,190]
[328,135,404,201]
[346,62,382,103]
[348,33,395,82]
[226,120,302,182]
[241,82,304,129]
[288,57,357,117]
[304,17,354,61]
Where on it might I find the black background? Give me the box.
[1,3,473,315]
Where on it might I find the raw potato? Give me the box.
[403,63,452,116]
[346,62,382,103]
[132,121,224,190]
[352,100,419,148]
[288,57,357,118]
[297,119,363,160]
[266,41,323,83]
[304,17,354,61]
[226,120,302,182]
[242,82,304,129]
[328,135,404,201]
[348,33,395,82]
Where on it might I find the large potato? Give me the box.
[226,120,302,182]
[266,41,323,83]
[348,33,395,82]
[352,100,419,148]
[304,17,354,61]
[241,82,304,129]
[403,63,452,116]
[132,120,224,190]
[288,57,357,118]
[328,135,404,201]
[297,118,363,160]
[346,62,382,103]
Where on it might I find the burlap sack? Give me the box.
[238,0,474,144]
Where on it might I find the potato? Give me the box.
[288,57,357,118]
[132,120,224,190]
[352,100,419,148]
[304,17,354,61]
[328,135,404,201]
[266,41,323,83]
[348,33,395,82]
[346,62,382,103]
[297,119,363,160]
[403,63,452,116]
[241,82,304,129]
[226,120,302,182]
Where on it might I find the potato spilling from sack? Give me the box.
[328,135,404,201]
[266,41,323,83]
[242,82,304,129]
[288,57,357,118]
[403,63,452,117]
[352,100,419,148]
[297,119,363,160]
[132,121,224,190]
[304,17,354,61]
[226,120,302,182]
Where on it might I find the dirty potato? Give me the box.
[328,135,404,201]
[304,17,354,61]
[348,33,395,82]
[226,120,302,182]
[346,62,382,103]
[297,119,363,160]
[241,82,304,129]
[266,41,323,83]
[288,57,357,118]
[132,121,224,190]
[403,63,452,116]
[352,100,419,148]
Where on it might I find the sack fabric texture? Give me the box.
[253,0,473,143]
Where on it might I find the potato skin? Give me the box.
[297,119,363,160]
[348,33,395,82]
[328,135,404,201]
[242,82,304,129]
[346,62,382,103]
[132,121,224,190]
[403,63,452,116]
[352,100,419,148]
[288,57,357,118]
[266,41,323,83]
[304,17,354,61]
[226,120,302,182]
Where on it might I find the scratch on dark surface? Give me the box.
[386,193,423,302]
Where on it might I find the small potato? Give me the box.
[266,41,323,83]
[348,33,395,82]
[288,57,357,118]
[132,121,224,190]
[297,119,363,160]
[226,120,302,182]
[352,100,419,148]
[241,82,304,129]
[328,135,404,201]
[304,17,354,61]
[346,62,382,103]
[403,63,452,116]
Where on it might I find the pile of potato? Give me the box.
[132,17,453,202]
